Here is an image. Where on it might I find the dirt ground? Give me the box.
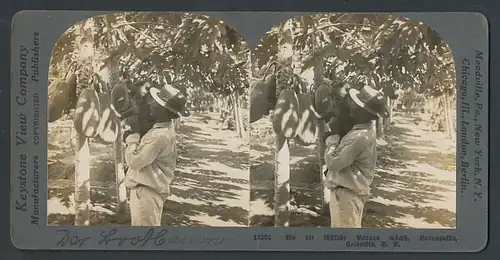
[249,112,456,228]
[47,111,250,226]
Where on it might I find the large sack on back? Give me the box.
[294,94,319,146]
[272,90,300,138]
[73,88,101,138]
[48,79,70,123]
[95,92,119,143]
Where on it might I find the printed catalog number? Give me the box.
[254,234,272,240]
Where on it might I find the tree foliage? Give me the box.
[251,13,456,100]
[50,12,457,125]
[49,12,250,103]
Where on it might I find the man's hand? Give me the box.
[124,132,140,145]
[122,114,140,142]
[322,164,329,177]
[325,134,340,147]
[323,134,340,174]
[324,134,340,156]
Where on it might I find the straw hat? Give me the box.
[149,83,190,117]
[348,85,389,118]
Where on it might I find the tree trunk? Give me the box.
[217,97,223,113]
[448,94,455,139]
[114,122,128,214]
[274,135,290,227]
[312,49,328,210]
[376,118,384,138]
[273,19,294,227]
[232,92,241,137]
[74,134,91,226]
[313,58,324,90]
[247,49,253,79]
[388,98,394,124]
[219,96,226,119]
[107,54,128,215]
[233,95,241,136]
[316,120,329,207]
[235,90,246,138]
[443,92,453,140]
[383,97,391,128]
[73,18,94,226]
[113,118,127,214]
[173,118,180,130]
[103,13,130,216]
[443,95,450,137]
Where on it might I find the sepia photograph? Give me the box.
[47,12,251,227]
[249,13,457,228]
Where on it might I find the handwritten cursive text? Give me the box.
[98,228,169,247]
[55,229,91,248]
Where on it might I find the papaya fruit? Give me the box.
[111,83,131,115]
[249,74,277,124]
[65,72,78,111]
[328,97,355,139]
[272,90,300,139]
[65,71,77,83]
[48,79,70,123]
[294,94,319,146]
[172,83,188,96]
[314,83,334,117]
[73,88,101,138]
[264,74,278,111]
[96,92,119,143]
[249,79,270,123]
[135,96,154,137]
[119,102,140,119]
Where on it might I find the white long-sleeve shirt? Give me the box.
[123,122,177,198]
[324,122,377,196]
